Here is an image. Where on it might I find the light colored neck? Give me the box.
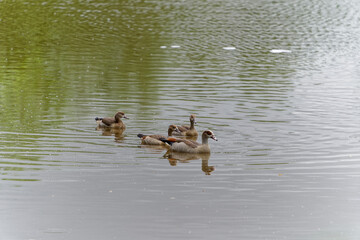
[190,119,195,130]
[201,134,209,145]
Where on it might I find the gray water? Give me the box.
[1,0,360,239]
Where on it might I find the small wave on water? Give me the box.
[1,0,360,239]
[270,49,292,53]
[223,46,236,50]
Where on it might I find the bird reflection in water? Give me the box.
[163,151,215,175]
[96,127,125,142]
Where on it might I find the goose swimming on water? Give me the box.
[95,111,129,129]
[160,130,217,153]
[137,125,180,146]
[172,114,198,137]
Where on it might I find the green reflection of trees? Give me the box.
[0,0,167,134]
[0,1,169,166]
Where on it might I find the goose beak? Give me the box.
[211,135,218,141]
[175,127,181,133]
[123,115,129,119]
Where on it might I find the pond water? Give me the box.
[1,0,360,239]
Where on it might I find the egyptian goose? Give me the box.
[137,125,180,146]
[160,130,217,153]
[95,111,129,129]
[172,114,198,137]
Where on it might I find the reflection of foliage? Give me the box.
[2,178,40,182]
[0,1,165,134]
[0,1,167,167]
[1,166,42,172]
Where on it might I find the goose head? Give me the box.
[203,130,217,141]
[115,111,129,121]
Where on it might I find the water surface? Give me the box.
[1,0,360,239]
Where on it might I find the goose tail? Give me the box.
[159,138,174,146]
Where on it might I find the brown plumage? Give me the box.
[137,125,180,146]
[95,111,129,129]
[160,130,217,153]
[172,114,198,137]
